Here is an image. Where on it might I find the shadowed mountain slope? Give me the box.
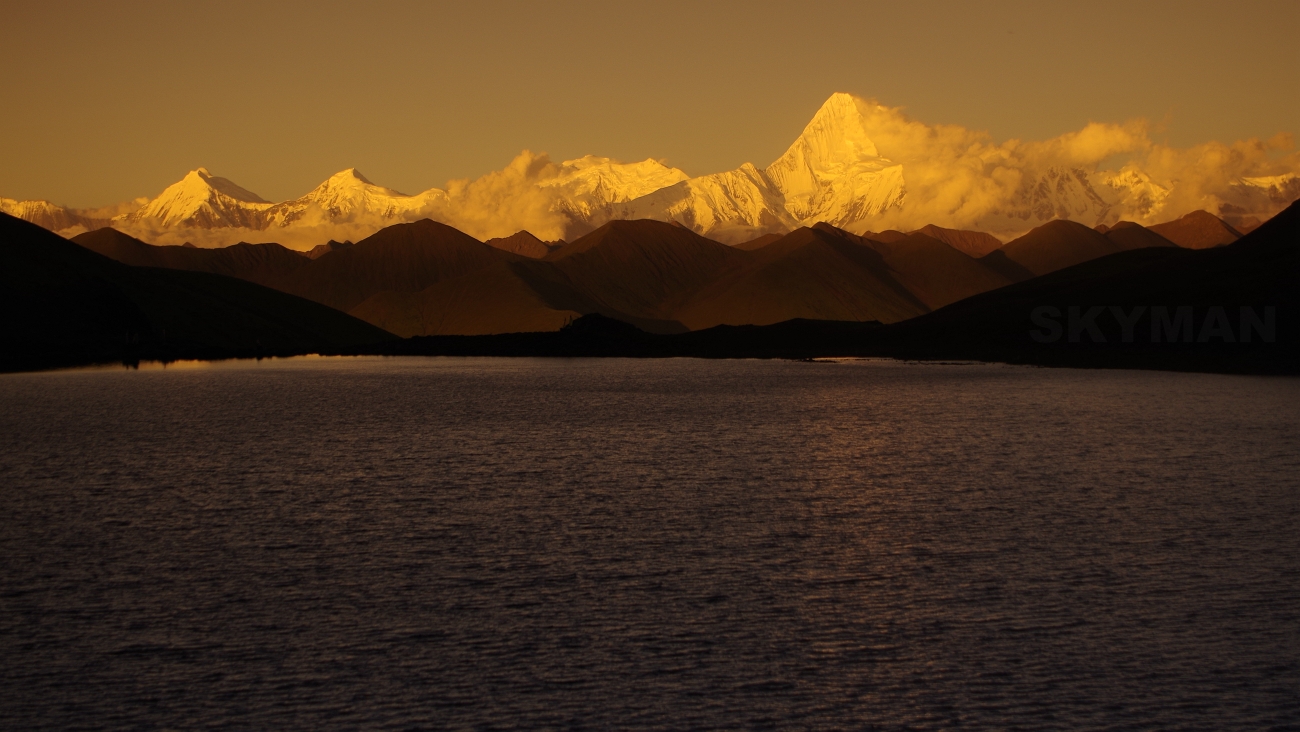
[73,227,310,288]
[350,260,609,337]
[545,220,750,322]
[372,201,1299,374]
[1149,210,1242,249]
[0,213,393,372]
[854,229,1015,309]
[998,220,1125,276]
[485,230,556,258]
[733,233,784,251]
[275,219,516,313]
[61,212,1247,341]
[1102,221,1179,251]
[977,250,1036,283]
[863,198,1300,373]
[865,230,909,244]
[675,226,927,329]
[307,240,353,259]
[358,255,687,337]
[911,224,1004,257]
[350,266,567,337]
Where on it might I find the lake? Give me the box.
[1,356,1297,729]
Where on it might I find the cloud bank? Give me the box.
[832,101,1300,236]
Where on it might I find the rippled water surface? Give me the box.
[1,356,1298,730]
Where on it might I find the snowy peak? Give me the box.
[1003,167,1114,226]
[310,168,401,196]
[543,156,690,205]
[333,168,374,185]
[263,169,444,227]
[1236,173,1300,204]
[764,93,905,225]
[597,95,909,242]
[1101,167,1171,222]
[1,197,108,232]
[127,168,271,228]
[779,93,882,162]
[609,162,795,243]
[301,169,410,208]
[8,92,1298,247]
[540,156,691,231]
[182,168,267,203]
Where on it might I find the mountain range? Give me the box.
[349,199,1300,375]
[0,214,392,372]
[67,206,1244,339]
[5,94,1299,247]
[3,192,1293,373]
[862,198,1299,373]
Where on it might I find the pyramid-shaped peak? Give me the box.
[303,168,408,199]
[821,92,862,113]
[175,168,267,203]
[799,93,880,157]
[330,168,375,185]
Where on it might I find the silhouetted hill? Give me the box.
[865,229,909,244]
[73,227,312,288]
[998,220,1124,276]
[1221,212,1262,234]
[862,198,1300,373]
[59,210,1281,350]
[977,250,1036,283]
[676,225,926,328]
[545,220,746,326]
[350,260,604,337]
[275,219,515,313]
[911,224,1004,257]
[307,240,353,259]
[0,213,394,372]
[357,201,1298,374]
[733,233,783,251]
[485,230,556,258]
[347,222,702,336]
[1149,210,1241,249]
[857,229,1016,309]
[1102,221,1179,251]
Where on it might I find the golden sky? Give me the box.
[3,0,1298,208]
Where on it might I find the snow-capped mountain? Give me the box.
[0,198,107,232]
[5,92,1297,246]
[763,93,907,225]
[1006,167,1115,224]
[1099,167,1171,222]
[1234,174,1300,207]
[582,94,907,242]
[263,169,446,227]
[608,163,796,242]
[540,155,689,223]
[603,94,1161,242]
[121,168,272,229]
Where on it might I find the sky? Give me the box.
[2,0,1298,208]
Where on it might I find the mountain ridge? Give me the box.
[66,207,1272,338]
[0,212,393,372]
[7,94,1296,248]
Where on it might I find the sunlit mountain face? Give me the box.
[5,93,1299,249]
